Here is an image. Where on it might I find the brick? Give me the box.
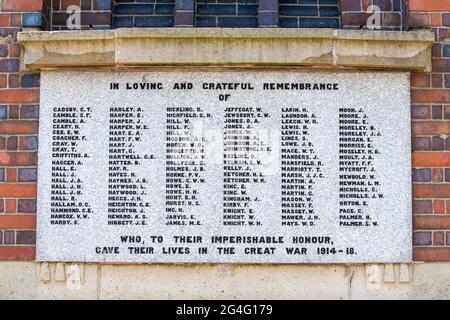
[0,59,19,73]
[412,121,450,135]
[434,200,445,214]
[279,18,298,28]
[414,200,433,214]
[60,0,81,10]
[0,246,35,260]
[1,0,43,12]
[81,0,92,10]
[176,0,194,11]
[0,215,36,229]
[413,152,450,167]
[431,136,445,150]
[0,152,37,166]
[0,14,10,27]
[197,4,236,15]
[382,12,402,26]
[0,184,36,198]
[0,199,4,213]
[5,199,15,213]
[6,168,16,182]
[443,14,450,27]
[432,74,443,88]
[411,74,430,88]
[415,215,450,229]
[7,136,18,150]
[93,0,112,10]
[259,12,278,26]
[81,12,112,26]
[431,105,442,119]
[412,168,431,182]
[0,168,4,182]
[414,248,450,261]
[0,105,7,119]
[10,14,22,27]
[433,43,442,58]
[412,89,450,104]
[409,0,450,12]
[218,17,257,27]
[300,18,340,28]
[412,137,430,151]
[433,232,445,245]
[9,105,19,119]
[20,105,39,119]
[156,4,175,14]
[445,106,450,119]
[112,16,133,28]
[9,44,20,58]
[19,136,38,150]
[431,13,442,27]
[411,105,430,119]
[0,89,39,104]
[196,16,216,27]
[0,45,8,58]
[4,230,15,245]
[433,59,450,73]
[432,168,443,182]
[0,74,6,88]
[372,0,391,11]
[238,5,258,16]
[319,6,340,17]
[447,232,450,244]
[0,121,39,134]
[340,0,361,11]
[16,230,36,245]
[18,168,37,182]
[259,0,278,11]
[446,168,450,182]
[413,184,450,198]
[22,12,43,28]
[115,4,154,15]
[408,13,430,28]
[17,199,36,213]
[445,74,450,87]
[8,74,20,88]
[21,74,40,88]
[280,5,318,17]
[413,232,431,245]
[135,16,174,27]
[174,12,194,26]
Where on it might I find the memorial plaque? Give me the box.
[37,70,412,263]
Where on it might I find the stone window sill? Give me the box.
[18,28,434,72]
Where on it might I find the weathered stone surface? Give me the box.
[18,28,434,71]
[37,70,412,263]
[1,262,450,299]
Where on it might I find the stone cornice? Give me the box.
[18,28,434,72]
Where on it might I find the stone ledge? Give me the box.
[18,28,434,72]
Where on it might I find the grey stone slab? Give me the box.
[37,70,412,263]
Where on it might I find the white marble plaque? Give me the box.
[37,70,412,263]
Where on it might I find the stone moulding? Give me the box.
[18,28,434,72]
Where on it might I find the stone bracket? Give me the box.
[18,28,434,72]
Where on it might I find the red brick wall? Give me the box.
[0,0,449,262]
[339,0,404,30]
[0,0,41,260]
[409,0,450,261]
[49,0,112,30]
